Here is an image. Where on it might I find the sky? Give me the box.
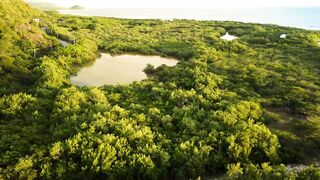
[26,0,320,8]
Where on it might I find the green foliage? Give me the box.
[226,163,320,180]
[1,0,320,179]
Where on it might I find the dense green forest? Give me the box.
[1,0,320,179]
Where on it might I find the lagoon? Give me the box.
[70,53,178,86]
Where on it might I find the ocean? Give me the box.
[59,8,320,30]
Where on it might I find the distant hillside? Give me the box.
[0,0,54,90]
[0,0,41,25]
[25,1,63,10]
[70,5,85,10]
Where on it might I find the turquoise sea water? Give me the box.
[59,8,320,30]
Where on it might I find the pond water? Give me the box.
[70,53,178,86]
[58,39,71,47]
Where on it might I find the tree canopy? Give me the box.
[1,0,320,179]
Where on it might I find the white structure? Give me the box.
[220,32,238,41]
[33,18,40,23]
[280,34,287,39]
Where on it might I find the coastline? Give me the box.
[58,7,320,30]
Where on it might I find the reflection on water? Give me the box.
[70,53,178,86]
[57,39,70,47]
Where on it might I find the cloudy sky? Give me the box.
[25,0,320,8]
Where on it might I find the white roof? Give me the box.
[33,18,40,22]
[280,34,287,38]
[220,32,238,41]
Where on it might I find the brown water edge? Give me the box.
[70,53,179,87]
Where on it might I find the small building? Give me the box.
[220,32,238,41]
[33,18,40,23]
[280,34,287,39]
